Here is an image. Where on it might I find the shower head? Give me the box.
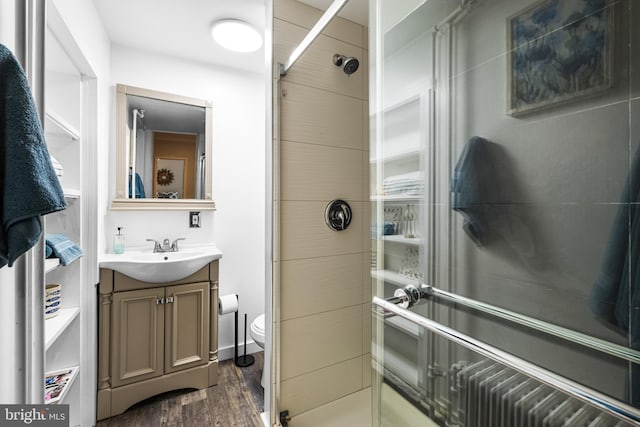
[333,54,359,75]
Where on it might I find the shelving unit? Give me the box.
[43,21,87,427]
[44,258,61,274]
[45,308,80,350]
[382,235,423,245]
[371,51,429,398]
[45,111,80,141]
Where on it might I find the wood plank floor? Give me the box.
[97,352,264,427]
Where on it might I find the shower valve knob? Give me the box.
[325,199,352,231]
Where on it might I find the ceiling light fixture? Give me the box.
[211,19,263,53]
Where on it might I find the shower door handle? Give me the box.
[385,284,431,309]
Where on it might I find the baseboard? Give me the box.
[218,340,263,361]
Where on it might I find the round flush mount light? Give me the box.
[211,19,263,53]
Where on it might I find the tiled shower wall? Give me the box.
[273,0,370,417]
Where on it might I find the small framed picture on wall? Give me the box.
[507,0,613,116]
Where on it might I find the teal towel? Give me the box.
[451,136,494,246]
[0,44,66,268]
[45,234,82,266]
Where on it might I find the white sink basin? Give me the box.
[100,244,222,283]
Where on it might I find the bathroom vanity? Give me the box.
[97,260,220,420]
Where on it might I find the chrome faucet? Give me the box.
[146,237,186,253]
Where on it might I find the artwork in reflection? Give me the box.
[155,158,185,199]
[508,0,612,116]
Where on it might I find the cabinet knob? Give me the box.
[166,296,174,304]
[156,298,165,305]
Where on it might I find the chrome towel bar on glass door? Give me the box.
[388,283,640,366]
[372,296,640,426]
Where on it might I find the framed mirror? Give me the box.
[111,84,215,210]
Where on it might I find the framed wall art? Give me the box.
[507,0,612,116]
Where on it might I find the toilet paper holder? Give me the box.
[219,294,254,368]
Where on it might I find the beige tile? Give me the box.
[362,99,370,152]
[290,388,371,427]
[280,201,363,260]
[280,305,363,380]
[362,353,371,388]
[274,19,363,99]
[274,18,303,64]
[281,141,362,201]
[363,26,369,51]
[281,254,363,321]
[280,81,363,150]
[273,201,281,262]
[274,0,364,47]
[362,49,369,101]
[280,356,363,417]
[362,303,372,355]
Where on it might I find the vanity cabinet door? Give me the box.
[164,282,210,374]
[111,287,165,387]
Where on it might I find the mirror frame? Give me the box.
[111,84,216,210]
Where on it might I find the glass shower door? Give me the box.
[370,0,640,425]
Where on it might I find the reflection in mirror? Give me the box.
[112,84,215,210]
[127,95,205,199]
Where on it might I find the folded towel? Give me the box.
[383,171,424,195]
[45,234,82,266]
[0,44,67,268]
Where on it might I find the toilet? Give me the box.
[250,314,266,387]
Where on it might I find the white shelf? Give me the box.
[45,258,60,274]
[371,194,422,202]
[45,111,80,141]
[370,147,421,163]
[387,316,421,338]
[382,94,420,114]
[383,347,419,388]
[63,188,81,199]
[45,307,80,350]
[382,235,423,245]
[45,366,79,405]
[371,269,420,287]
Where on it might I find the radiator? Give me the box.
[452,360,631,427]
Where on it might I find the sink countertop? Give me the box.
[99,243,222,283]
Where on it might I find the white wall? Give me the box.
[107,45,266,356]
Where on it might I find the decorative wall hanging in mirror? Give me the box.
[111,84,215,210]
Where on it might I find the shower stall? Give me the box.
[370,0,640,426]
